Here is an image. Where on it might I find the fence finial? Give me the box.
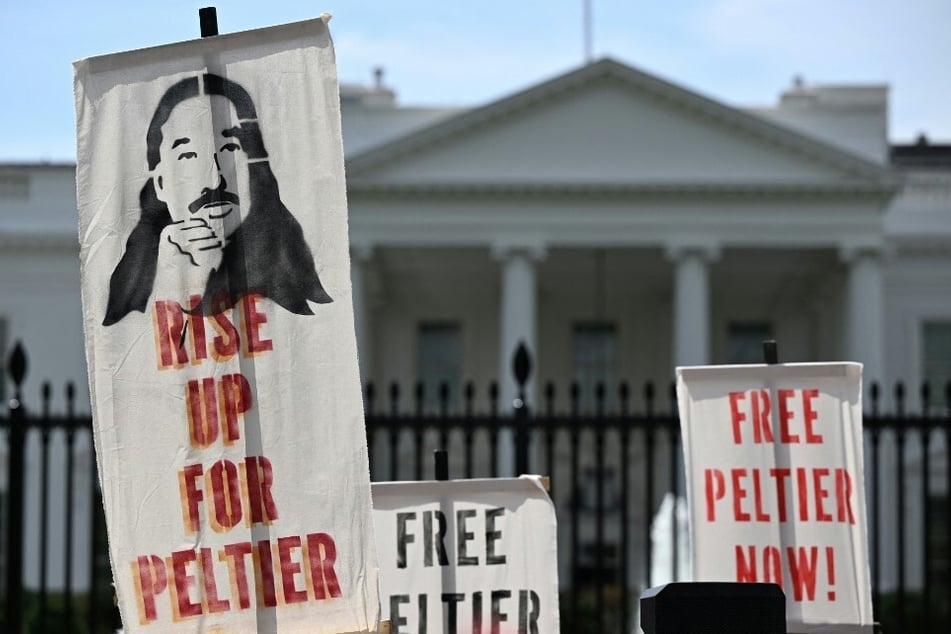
[513,342,532,389]
[8,340,27,396]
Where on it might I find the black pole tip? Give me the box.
[199,7,219,38]
[434,450,449,481]
[762,340,778,365]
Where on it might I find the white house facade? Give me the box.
[2,58,950,594]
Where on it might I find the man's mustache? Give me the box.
[188,188,240,214]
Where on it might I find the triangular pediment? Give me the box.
[346,59,890,191]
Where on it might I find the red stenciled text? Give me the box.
[735,544,838,602]
[704,466,855,524]
[152,293,273,370]
[132,532,342,624]
[178,456,279,534]
[728,388,823,445]
[185,373,253,447]
[137,292,345,625]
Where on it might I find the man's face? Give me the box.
[152,94,252,244]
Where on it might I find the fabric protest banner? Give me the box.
[372,477,560,633]
[677,363,873,633]
[74,17,380,633]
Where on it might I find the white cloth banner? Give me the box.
[372,477,560,633]
[74,18,380,633]
[677,363,873,633]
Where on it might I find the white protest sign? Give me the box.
[677,363,873,633]
[372,477,559,634]
[74,17,380,633]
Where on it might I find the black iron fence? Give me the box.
[2,342,950,632]
[1,344,116,633]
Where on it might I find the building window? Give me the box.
[417,322,462,413]
[928,493,950,589]
[923,321,951,411]
[573,323,617,412]
[0,173,29,199]
[727,322,773,364]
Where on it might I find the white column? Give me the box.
[667,245,719,368]
[841,246,885,390]
[841,245,892,590]
[494,243,545,476]
[495,245,545,407]
[350,245,373,390]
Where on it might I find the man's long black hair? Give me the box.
[103,73,332,326]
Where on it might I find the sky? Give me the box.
[1,0,949,162]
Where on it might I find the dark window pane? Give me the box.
[727,322,772,364]
[573,322,617,413]
[417,322,461,413]
[923,322,951,411]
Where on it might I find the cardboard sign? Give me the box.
[372,477,559,634]
[677,363,873,633]
[74,18,380,632]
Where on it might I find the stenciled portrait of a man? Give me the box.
[102,72,332,326]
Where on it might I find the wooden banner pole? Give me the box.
[193,9,386,634]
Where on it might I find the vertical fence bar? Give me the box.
[463,383,474,479]
[618,382,631,634]
[88,402,100,634]
[388,383,400,481]
[569,382,581,626]
[4,343,27,634]
[64,400,77,632]
[79,382,111,634]
[920,393,931,632]
[644,382,656,589]
[594,383,605,632]
[365,383,376,479]
[38,383,52,634]
[870,383,881,614]
[669,428,679,581]
[544,383,555,491]
[431,385,447,481]
[945,381,951,632]
[895,383,906,628]
[669,382,679,582]
[414,382,424,481]
[438,383,450,461]
[489,383,499,478]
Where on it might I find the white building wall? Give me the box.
[885,254,951,409]
[3,63,949,601]
[370,248,500,411]
[0,248,88,410]
[1,167,94,592]
[363,85,858,185]
[750,82,890,165]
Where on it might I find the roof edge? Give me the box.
[346,57,892,183]
[347,180,899,199]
